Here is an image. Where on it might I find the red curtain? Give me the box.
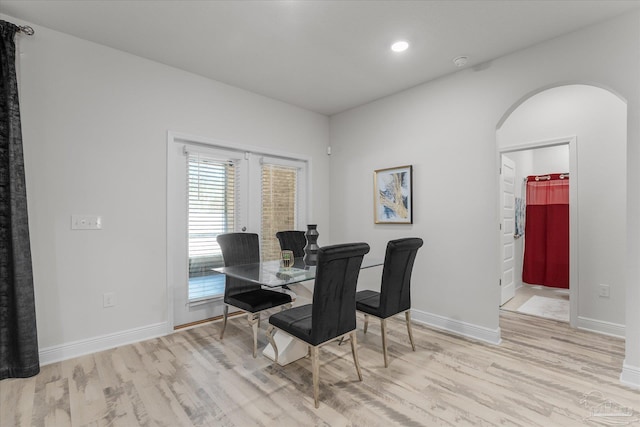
[522,174,569,288]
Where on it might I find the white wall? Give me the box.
[531,146,570,176]
[499,86,626,329]
[329,10,640,384]
[3,15,330,357]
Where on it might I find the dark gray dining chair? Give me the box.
[217,232,292,358]
[275,230,307,258]
[266,242,370,408]
[355,237,423,367]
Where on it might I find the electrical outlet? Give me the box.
[103,292,116,308]
[598,284,610,298]
[71,215,103,230]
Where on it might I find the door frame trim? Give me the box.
[497,135,578,328]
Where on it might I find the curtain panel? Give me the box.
[522,174,569,289]
[0,20,39,379]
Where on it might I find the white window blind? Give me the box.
[187,151,237,300]
[260,162,298,261]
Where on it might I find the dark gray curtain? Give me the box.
[0,20,39,380]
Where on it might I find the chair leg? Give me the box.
[248,313,259,358]
[311,346,320,408]
[266,325,278,364]
[405,311,416,351]
[349,331,363,381]
[381,318,389,368]
[220,305,229,339]
[363,314,369,334]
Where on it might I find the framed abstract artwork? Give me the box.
[374,165,413,224]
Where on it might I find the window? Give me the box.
[187,151,237,301]
[260,163,299,261]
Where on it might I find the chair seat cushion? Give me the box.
[269,304,316,345]
[355,290,384,318]
[227,289,292,313]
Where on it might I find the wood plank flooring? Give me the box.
[2,310,639,426]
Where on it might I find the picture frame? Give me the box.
[374,165,413,224]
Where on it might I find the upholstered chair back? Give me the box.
[217,232,261,298]
[276,230,307,258]
[378,238,424,318]
[310,242,370,345]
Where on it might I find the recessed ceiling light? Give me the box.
[391,41,409,53]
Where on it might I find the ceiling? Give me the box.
[3,1,640,116]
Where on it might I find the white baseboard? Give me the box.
[411,308,502,345]
[620,361,640,390]
[39,322,169,366]
[577,316,625,338]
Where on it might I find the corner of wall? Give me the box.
[620,361,640,390]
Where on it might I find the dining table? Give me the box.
[213,256,383,365]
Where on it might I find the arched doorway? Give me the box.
[496,84,627,337]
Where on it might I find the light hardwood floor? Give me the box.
[2,310,639,426]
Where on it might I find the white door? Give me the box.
[168,143,249,327]
[167,134,308,328]
[500,155,516,305]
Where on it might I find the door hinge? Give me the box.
[499,278,502,287]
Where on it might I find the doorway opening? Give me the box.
[499,143,573,323]
[496,84,627,336]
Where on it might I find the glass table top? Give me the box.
[213,256,383,288]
